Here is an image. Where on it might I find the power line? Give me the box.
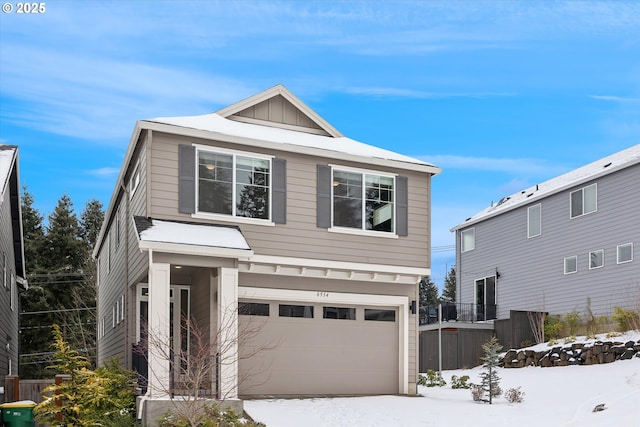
[20,307,96,316]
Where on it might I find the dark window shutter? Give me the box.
[272,158,287,224]
[396,176,408,236]
[178,144,196,214]
[317,164,331,228]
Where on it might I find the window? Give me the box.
[461,228,475,252]
[120,294,125,322]
[570,183,597,218]
[364,308,396,322]
[564,256,577,274]
[129,160,141,198]
[239,302,270,316]
[323,306,356,320]
[115,208,120,249]
[2,253,5,288]
[279,304,314,318]
[617,243,633,264]
[589,249,604,269]
[112,304,116,328]
[528,204,542,238]
[9,272,14,311]
[332,168,395,233]
[197,148,271,220]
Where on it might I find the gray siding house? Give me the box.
[93,85,439,417]
[451,144,640,322]
[0,145,28,396]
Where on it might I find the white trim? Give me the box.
[138,240,254,260]
[191,212,275,227]
[238,286,410,394]
[328,227,399,239]
[328,163,398,178]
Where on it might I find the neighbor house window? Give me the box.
[279,304,314,318]
[570,183,597,218]
[617,243,633,264]
[589,249,604,269]
[197,149,271,220]
[461,228,475,252]
[332,168,395,233]
[9,272,14,311]
[323,306,356,320]
[364,309,395,321]
[528,204,542,238]
[564,256,577,274]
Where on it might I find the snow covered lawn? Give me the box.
[244,332,640,427]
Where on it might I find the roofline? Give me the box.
[450,154,639,232]
[2,145,27,282]
[216,84,344,138]
[139,120,441,175]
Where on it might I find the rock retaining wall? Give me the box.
[502,338,640,368]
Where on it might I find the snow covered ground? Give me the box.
[244,332,640,427]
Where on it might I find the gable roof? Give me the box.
[451,144,640,231]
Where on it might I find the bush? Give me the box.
[612,306,640,332]
[418,370,446,387]
[565,310,582,336]
[450,375,471,389]
[544,315,565,341]
[158,403,265,427]
[470,384,484,402]
[504,387,525,403]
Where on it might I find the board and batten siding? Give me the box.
[147,132,432,270]
[458,164,640,319]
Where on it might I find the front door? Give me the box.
[475,276,496,321]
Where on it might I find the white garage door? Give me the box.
[238,300,400,396]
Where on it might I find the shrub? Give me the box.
[565,310,582,336]
[158,403,265,427]
[612,306,640,332]
[504,387,525,403]
[451,374,471,389]
[563,335,576,344]
[418,370,446,387]
[470,384,484,402]
[544,315,565,341]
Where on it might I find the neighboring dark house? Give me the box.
[0,145,28,399]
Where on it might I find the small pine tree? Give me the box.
[479,336,503,404]
[441,267,456,303]
[419,276,439,307]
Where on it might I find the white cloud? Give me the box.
[85,167,120,178]
[590,95,640,103]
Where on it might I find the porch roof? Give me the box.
[134,216,253,258]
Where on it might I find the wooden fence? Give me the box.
[3,375,54,404]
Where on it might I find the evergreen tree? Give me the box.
[479,336,503,403]
[21,187,46,273]
[441,267,456,303]
[79,199,104,265]
[419,276,439,307]
[42,195,84,273]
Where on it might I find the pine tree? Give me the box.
[42,195,84,273]
[441,267,456,303]
[21,187,46,273]
[479,336,503,403]
[419,276,439,307]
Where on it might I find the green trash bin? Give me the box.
[0,400,36,427]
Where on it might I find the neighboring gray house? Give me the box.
[0,145,28,396]
[93,85,440,419]
[451,144,640,322]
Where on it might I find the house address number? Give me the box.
[316,292,329,298]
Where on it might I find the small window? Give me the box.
[239,302,270,316]
[112,305,116,328]
[527,204,541,238]
[2,253,6,288]
[129,161,141,198]
[115,208,121,249]
[564,256,577,274]
[617,243,633,264]
[279,304,314,318]
[570,183,597,218]
[364,308,396,322]
[589,249,604,269]
[9,271,14,311]
[461,228,475,252]
[323,306,356,320]
[120,295,125,322]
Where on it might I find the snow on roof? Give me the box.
[144,112,435,169]
[135,217,251,251]
[1,145,17,197]
[452,144,640,230]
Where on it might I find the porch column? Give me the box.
[217,267,239,399]
[147,257,171,398]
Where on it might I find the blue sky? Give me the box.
[1,1,639,288]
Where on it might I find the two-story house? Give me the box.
[0,145,28,399]
[451,144,639,323]
[93,85,440,419]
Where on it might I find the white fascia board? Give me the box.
[245,254,430,277]
[141,121,440,175]
[138,240,254,260]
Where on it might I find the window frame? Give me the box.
[527,204,542,238]
[129,160,141,199]
[323,306,356,320]
[196,146,274,222]
[364,308,396,322]
[589,249,604,270]
[330,165,397,236]
[570,183,597,219]
[278,304,314,318]
[461,228,476,253]
[617,243,633,264]
[564,255,578,274]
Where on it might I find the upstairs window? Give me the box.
[564,255,577,274]
[332,169,395,233]
[197,149,271,220]
[570,183,597,218]
[617,243,633,264]
[129,160,141,198]
[461,228,475,252]
[589,249,604,269]
[527,204,542,238]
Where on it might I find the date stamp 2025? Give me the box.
[2,2,46,14]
